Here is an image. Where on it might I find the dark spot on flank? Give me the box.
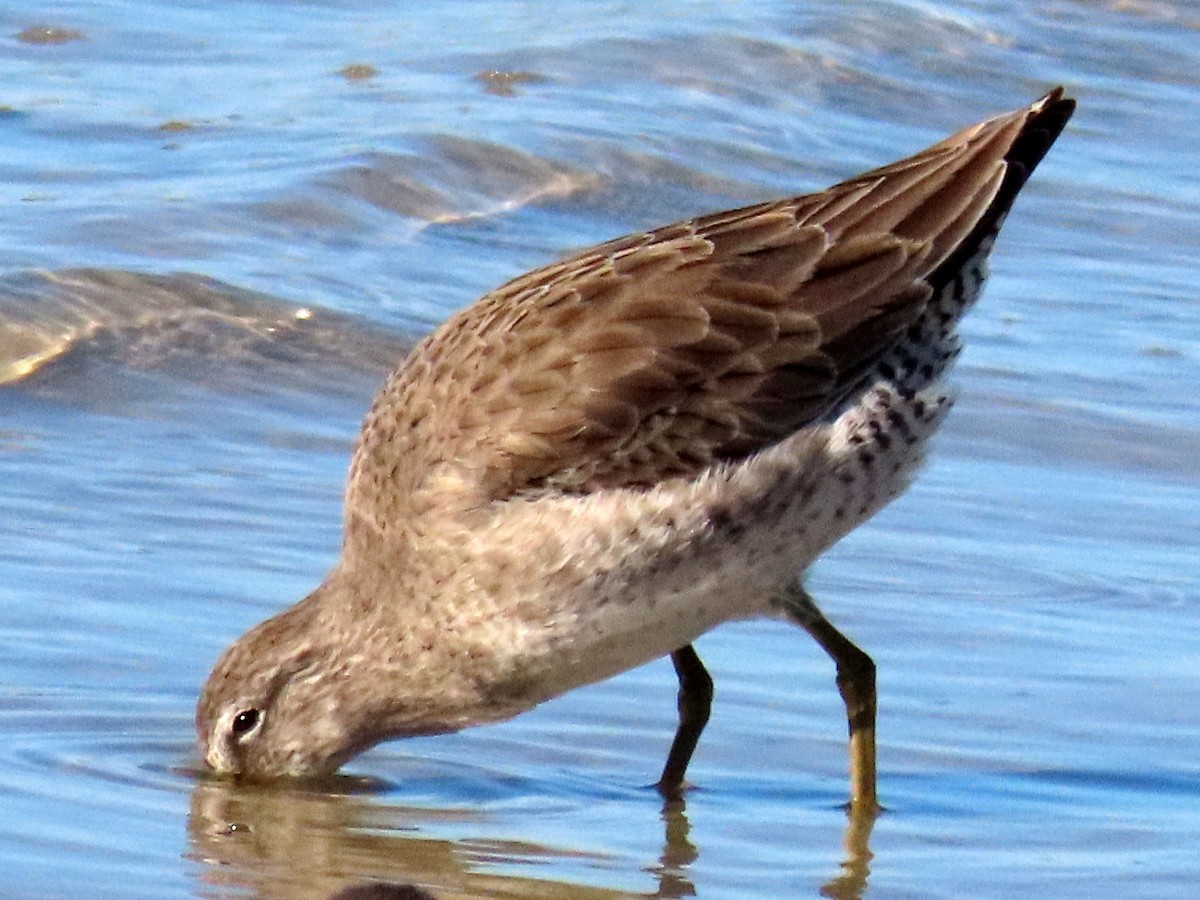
[709,507,733,530]
[887,409,915,444]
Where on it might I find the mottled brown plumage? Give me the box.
[344,90,1070,529]
[198,90,1074,804]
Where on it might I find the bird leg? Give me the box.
[777,583,879,811]
[656,644,714,796]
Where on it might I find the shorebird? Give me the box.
[197,89,1074,808]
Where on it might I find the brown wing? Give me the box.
[347,89,1074,530]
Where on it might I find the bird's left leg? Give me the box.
[656,644,714,796]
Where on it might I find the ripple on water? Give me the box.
[0,688,191,796]
[0,688,194,894]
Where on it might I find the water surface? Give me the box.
[2,1,1199,897]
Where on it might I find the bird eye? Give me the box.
[231,708,261,739]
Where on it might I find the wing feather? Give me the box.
[345,89,1074,538]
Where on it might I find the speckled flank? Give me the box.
[196,89,1075,785]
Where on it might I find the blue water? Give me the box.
[2,1,1199,897]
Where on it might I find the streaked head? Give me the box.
[195,599,363,780]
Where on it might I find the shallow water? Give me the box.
[2,1,1199,897]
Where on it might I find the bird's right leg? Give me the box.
[775,582,878,811]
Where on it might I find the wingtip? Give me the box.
[999,86,1075,184]
[1037,85,1067,106]
[1032,85,1077,125]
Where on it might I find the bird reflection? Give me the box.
[329,885,436,900]
[821,803,877,900]
[649,796,699,898]
[186,772,877,898]
[647,790,877,900]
